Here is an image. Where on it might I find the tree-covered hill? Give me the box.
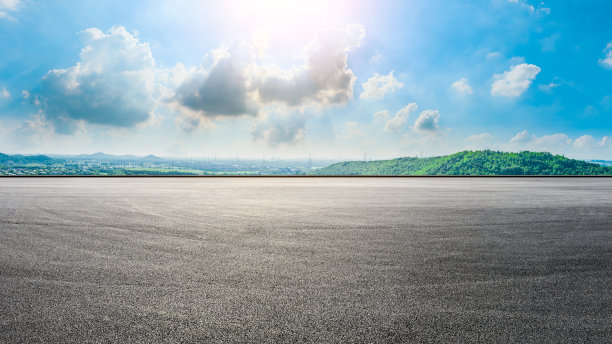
[315,151,612,175]
[0,153,55,165]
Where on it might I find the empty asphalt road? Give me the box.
[1,177,611,343]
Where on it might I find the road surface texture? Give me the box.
[1,177,611,343]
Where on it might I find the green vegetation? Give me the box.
[315,150,612,175]
[0,153,55,165]
[2,151,611,175]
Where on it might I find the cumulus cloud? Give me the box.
[255,24,365,107]
[600,42,612,69]
[251,114,306,147]
[39,26,160,134]
[1,87,9,99]
[510,130,534,143]
[499,130,612,159]
[452,78,473,95]
[359,70,403,100]
[413,110,440,132]
[384,103,417,132]
[573,135,609,149]
[174,45,257,119]
[509,130,571,150]
[173,24,365,133]
[507,130,612,157]
[491,63,541,98]
[531,133,571,147]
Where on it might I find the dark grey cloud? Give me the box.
[174,52,256,118]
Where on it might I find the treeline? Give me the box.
[315,150,612,175]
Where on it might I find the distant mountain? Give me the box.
[71,152,139,161]
[0,153,55,165]
[68,153,164,161]
[316,151,612,176]
[589,160,612,167]
[140,154,164,162]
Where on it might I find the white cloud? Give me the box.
[252,114,306,147]
[510,130,534,143]
[507,130,611,158]
[338,121,366,140]
[508,0,535,12]
[467,133,492,142]
[0,0,20,20]
[21,90,29,99]
[252,28,271,59]
[369,53,383,64]
[1,87,9,99]
[413,109,440,132]
[531,133,571,147]
[537,4,551,15]
[172,24,366,141]
[5,110,92,151]
[538,79,560,92]
[0,12,14,20]
[491,63,541,98]
[384,103,417,132]
[509,130,571,150]
[600,42,612,68]
[359,70,403,100]
[451,78,473,95]
[0,0,19,10]
[573,135,609,149]
[174,24,366,126]
[39,26,161,134]
[373,110,390,120]
[255,24,365,107]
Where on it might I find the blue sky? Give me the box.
[0,0,611,159]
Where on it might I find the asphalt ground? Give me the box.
[1,177,611,343]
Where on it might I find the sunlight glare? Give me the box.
[223,0,355,41]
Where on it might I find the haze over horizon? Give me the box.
[1,0,611,159]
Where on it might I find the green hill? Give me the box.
[316,151,612,176]
[0,153,56,165]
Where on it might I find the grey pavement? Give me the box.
[1,177,611,343]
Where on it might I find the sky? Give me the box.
[0,0,611,159]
